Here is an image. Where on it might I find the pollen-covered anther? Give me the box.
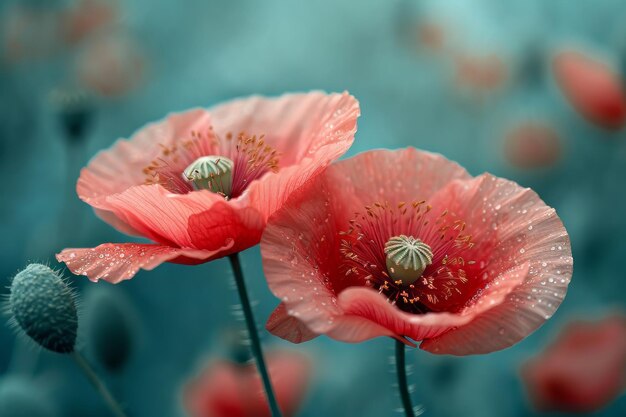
[384,235,434,285]
[183,155,234,197]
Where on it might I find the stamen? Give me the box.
[339,201,478,314]
[141,127,279,198]
[229,132,279,197]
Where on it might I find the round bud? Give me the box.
[183,156,234,196]
[384,235,433,285]
[9,264,78,353]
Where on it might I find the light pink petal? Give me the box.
[99,185,223,248]
[92,207,145,238]
[420,174,572,354]
[77,109,213,232]
[266,303,319,344]
[243,151,341,224]
[324,147,471,207]
[333,262,528,344]
[210,91,359,167]
[56,243,217,284]
[262,177,345,337]
[325,314,411,346]
[89,184,264,258]
[235,92,359,221]
[187,202,265,258]
[78,109,211,203]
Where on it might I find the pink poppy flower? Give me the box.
[1,5,63,64]
[503,121,562,169]
[453,52,508,94]
[183,350,311,417]
[552,49,626,130]
[263,148,572,355]
[61,0,119,45]
[57,92,359,283]
[416,20,447,53]
[75,32,146,97]
[521,315,626,413]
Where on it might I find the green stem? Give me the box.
[396,339,416,417]
[72,351,128,417]
[228,253,283,417]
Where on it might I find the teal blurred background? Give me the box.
[1,0,626,416]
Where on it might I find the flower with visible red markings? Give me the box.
[57,92,359,283]
[522,315,626,413]
[553,49,626,130]
[263,148,572,355]
[503,121,562,169]
[183,350,311,417]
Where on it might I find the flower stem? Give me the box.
[72,351,128,417]
[396,339,416,417]
[228,253,283,417]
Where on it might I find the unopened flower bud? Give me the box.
[9,264,78,353]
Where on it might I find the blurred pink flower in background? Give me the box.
[1,1,120,66]
[503,121,562,169]
[75,32,146,97]
[263,148,572,355]
[183,350,311,417]
[1,5,63,64]
[521,314,626,413]
[57,92,359,283]
[453,52,508,95]
[416,19,447,53]
[61,0,119,45]
[552,49,626,130]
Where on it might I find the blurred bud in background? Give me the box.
[49,87,95,146]
[521,314,626,413]
[183,349,312,417]
[503,120,562,169]
[0,375,58,417]
[83,285,138,373]
[74,31,146,98]
[552,48,626,131]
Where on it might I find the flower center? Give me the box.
[143,129,279,198]
[384,235,433,285]
[340,201,481,314]
[183,155,234,197]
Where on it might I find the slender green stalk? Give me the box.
[72,351,128,417]
[228,253,282,417]
[396,339,416,417]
